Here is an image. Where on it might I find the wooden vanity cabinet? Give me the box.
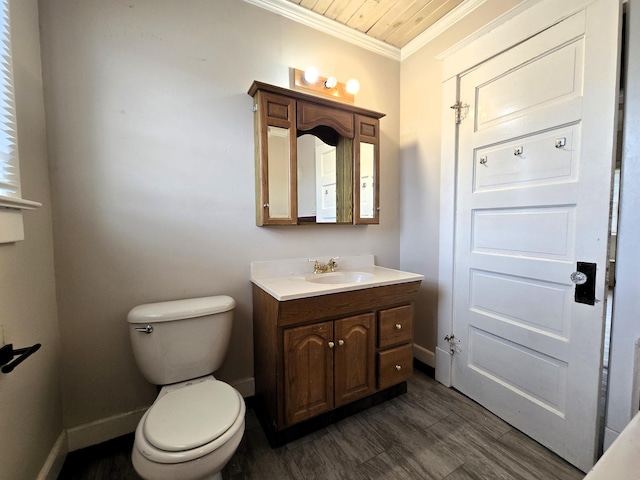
[283,313,375,426]
[252,281,420,441]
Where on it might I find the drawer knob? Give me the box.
[395,364,402,371]
[338,339,344,346]
[395,323,402,330]
[328,341,335,349]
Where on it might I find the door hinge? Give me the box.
[450,101,469,125]
[444,334,461,355]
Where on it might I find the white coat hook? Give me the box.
[514,146,523,156]
[555,137,566,148]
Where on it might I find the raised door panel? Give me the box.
[334,313,376,407]
[255,91,297,225]
[283,321,334,426]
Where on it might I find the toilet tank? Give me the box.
[127,295,235,385]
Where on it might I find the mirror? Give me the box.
[296,132,353,224]
[249,80,383,226]
[359,143,375,219]
[267,126,292,219]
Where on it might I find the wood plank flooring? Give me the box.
[58,370,584,480]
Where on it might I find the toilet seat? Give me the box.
[135,380,245,464]
[144,380,240,452]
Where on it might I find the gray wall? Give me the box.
[399,0,524,364]
[37,0,401,432]
[0,0,62,478]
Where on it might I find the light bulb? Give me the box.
[324,76,337,89]
[346,78,360,94]
[303,66,319,84]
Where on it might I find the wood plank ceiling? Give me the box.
[286,0,465,48]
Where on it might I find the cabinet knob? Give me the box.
[395,365,402,371]
[328,341,335,349]
[395,323,402,330]
[338,339,344,346]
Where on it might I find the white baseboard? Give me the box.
[65,377,256,452]
[435,346,453,387]
[66,407,148,452]
[36,431,68,480]
[231,376,255,398]
[413,344,435,367]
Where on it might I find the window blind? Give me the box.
[0,0,40,243]
[0,0,19,200]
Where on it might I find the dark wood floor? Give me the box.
[58,370,584,480]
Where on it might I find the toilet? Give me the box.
[127,295,245,480]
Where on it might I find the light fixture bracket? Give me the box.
[291,68,355,103]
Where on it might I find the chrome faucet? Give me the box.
[311,257,339,274]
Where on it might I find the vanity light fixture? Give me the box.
[346,78,360,95]
[291,67,357,103]
[324,76,338,89]
[303,66,319,84]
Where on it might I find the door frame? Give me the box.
[436,0,621,387]
[604,0,640,450]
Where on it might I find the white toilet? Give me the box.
[127,295,245,480]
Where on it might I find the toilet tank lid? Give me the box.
[127,295,236,324]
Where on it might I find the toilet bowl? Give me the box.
[127,296,244,480]
[132,377,245,480]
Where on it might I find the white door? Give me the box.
[315,140,336,223]
[452,1,619,471]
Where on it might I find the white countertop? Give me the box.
[250,255,424,301]
[584,411,640,479]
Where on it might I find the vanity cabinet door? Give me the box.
[354,115,380,224]
[254,91,297,225]
[334,313,375,407]
[283,321,334,426]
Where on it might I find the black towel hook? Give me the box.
[0,343,41,374]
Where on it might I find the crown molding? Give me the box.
[401,0,487,61]
[241,0,401,61]
[243,0,536,64]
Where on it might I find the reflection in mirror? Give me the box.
[359,143,375,218]
[267,126,291,218]
[297,134,337,223]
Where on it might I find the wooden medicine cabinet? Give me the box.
[248,81,384,226]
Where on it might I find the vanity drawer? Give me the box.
[377,343,413,390]
[378,305,413,348]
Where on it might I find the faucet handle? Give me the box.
[328,257,339,272]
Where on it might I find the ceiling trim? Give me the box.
[400,0,487,61]
[241,0,402,61]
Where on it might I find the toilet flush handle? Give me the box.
[134,325,153,334]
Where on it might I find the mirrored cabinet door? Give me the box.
[255,91,297,225]
[354,115,380,224]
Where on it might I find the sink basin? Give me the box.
[306,272,374,285]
